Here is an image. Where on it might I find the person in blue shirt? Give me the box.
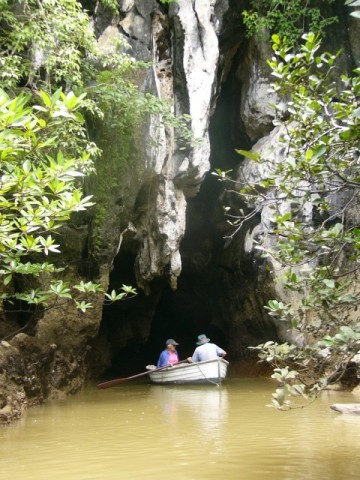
[157,338,180,367]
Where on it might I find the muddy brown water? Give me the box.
[1,378,360,479]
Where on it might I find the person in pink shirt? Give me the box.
[157,338,180,367]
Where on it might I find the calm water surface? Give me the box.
[1,378,360,480]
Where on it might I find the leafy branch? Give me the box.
[215,32,360,408]
[242,0,338,47]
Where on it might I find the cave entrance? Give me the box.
[93,35,279,379]
[96,246,229,378]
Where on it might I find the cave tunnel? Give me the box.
[95,173,276,380]
[96,241,232,379]
[93,39,279,381]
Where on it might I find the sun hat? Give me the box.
[165,338,179,346]
[196,334,210,345]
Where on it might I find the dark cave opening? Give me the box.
[95,168,275,380]
[96,243,230,379]
[96,147,241,379]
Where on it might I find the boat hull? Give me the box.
[149,358,228,385]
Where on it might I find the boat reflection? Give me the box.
[149,385,229,436]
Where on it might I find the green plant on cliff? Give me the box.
[0,0,188,134]
[215,32,360,409]
[0,0,192,322]
[0,0,97,91]
[242,0,338,47]
[0,88,136,316]
[0,0,138,319]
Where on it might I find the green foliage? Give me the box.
[0,0,191,143]
[216,32,360,407]
[258,32,360,330]
[242,0,338,46]
[0,88,89,308]
[251,325,360,409]
[0,0,196,324]
[98,0,119,14]
[0,87,137,315]
[345,0,360,18]
[237,32,360,330]
[0,0,155,320]
[85,44,192,144]
[0,0,96,91]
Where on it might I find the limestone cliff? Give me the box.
[1,0,358,424]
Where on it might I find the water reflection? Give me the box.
[148,385,229,463]
[150,385,228,433]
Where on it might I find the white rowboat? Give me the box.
[148,358,229,385]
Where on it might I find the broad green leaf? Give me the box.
[235,149,260,161]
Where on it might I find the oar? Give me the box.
[97,359,189,389]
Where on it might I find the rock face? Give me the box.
[132,0,228,291]
[1,1,359,424]
[330,404,360,415]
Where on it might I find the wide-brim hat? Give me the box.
[196,334,210,345]
[165,338,179,346]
